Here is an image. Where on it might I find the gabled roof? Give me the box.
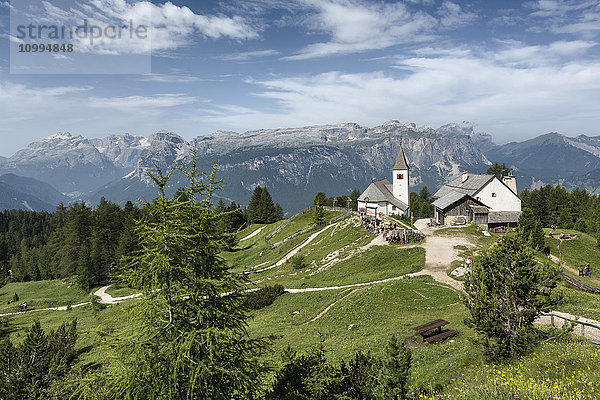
[433,173,495,199]
[431,191,469,210]
[393,146,410,170]
[432,191,489,212]
[358,179,409,211]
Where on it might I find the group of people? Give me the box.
[360,216,397,236]
[17,302,28,312]
[578,264,592,278]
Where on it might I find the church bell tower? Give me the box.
[392,144,410,213]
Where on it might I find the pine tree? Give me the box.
[247,187,264,224]
[350,189,361,209]
[517,208,545,251]
[77,245,93,293]
[313,206,325,226]
[100,148,270,399]
[374,335,411,400]
[486,162,511,178]
[314,192,327,206]
[0,320,78,399]
[465,236,562,360]
[259,187,277,223]
[247,186,280,224]
[274,203,284,220]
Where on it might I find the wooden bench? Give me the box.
[423,330,458,343]
[412,319,449,335]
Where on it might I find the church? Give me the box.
[357,146,410,217]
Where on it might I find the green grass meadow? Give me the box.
[4,221,600,398]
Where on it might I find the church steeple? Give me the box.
[392,144,410,213]
[393,146,410,170]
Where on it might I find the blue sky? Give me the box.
[0,0,599,157]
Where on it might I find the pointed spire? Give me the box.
[393,145,409,170]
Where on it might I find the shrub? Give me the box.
[288,254,308,270]
[244,284,285,310]
[465,236,562,360]
[90,295,106,311]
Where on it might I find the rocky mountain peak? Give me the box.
[10,131,97,160]
[149,130,186,144]
[436,122,475,136]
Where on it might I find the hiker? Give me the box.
[579,265,584,277]
[586,264,591,277]
[465,256,472,269]
[23,302,27,311]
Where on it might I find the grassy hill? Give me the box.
[3,216,600,398]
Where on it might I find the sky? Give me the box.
[0,0,599,157]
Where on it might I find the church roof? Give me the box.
[358,179,409,211]
[433,173,495,199]
[393,146,410,170]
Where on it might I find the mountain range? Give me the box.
[1,121,599,213]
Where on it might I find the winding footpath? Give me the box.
[239,226,266,242]
[4,223,600,344]
[253,221,338,273]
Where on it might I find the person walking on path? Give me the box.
[465,256,472,270]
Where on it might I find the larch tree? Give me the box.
[97,148,270,399]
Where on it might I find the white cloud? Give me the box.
[526,0,600,36]
[89,93,199,109]
[199,41,600,141]
[285,0,438,59]
[438,1,477,28]
[17,0,260,55]
[527,0,597,17]
[0,83,93,127]
[216,49,279,61]
[0,83,92,100]
[494,40,597,67]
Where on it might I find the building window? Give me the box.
[397,173,404,179]
[392,206,396,211]
[492,193,497,197]
[476,197,481,201]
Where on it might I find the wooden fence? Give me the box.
[537,312,600,344]
[264,206,352,249]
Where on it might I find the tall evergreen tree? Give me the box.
[247,186,280,224]
[314,192,327,206]
[77,245,93,293]
[259,187,277,223]
[99,149,269,399]
[517,208,546,251]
